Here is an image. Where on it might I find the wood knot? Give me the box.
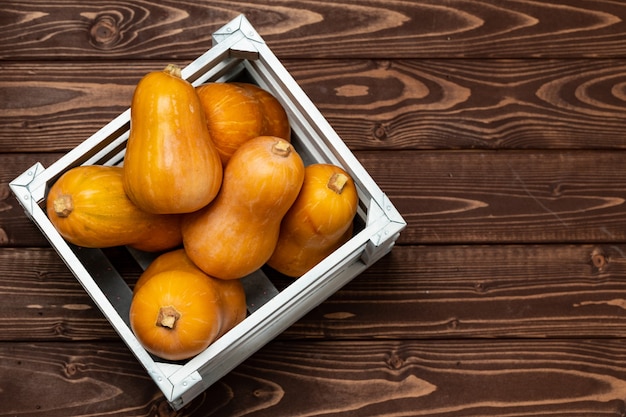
[376,60,392,70]
[0,227,8,245]
[447,318,460,330]
[549,181,563,197]
[89,14,121,49]
[64,363,78,377]
[591,248,608,271]
[474,281,488,293]
[373,123,387,140]
[386,352,405,369]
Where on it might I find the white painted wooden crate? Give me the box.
[10,15,406,410]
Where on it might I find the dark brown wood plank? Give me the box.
[4,150,626,247]
[4,59,626,153]
[215,339,626,417]
[0,342,161,415]
[3,1,626,60]
[0,62,143,153]
[0,247,139,342]
[290,244,626,339]
[356,150,626,244]
[1,153,63,247]
[291,59,626,151]
[3,245,626,342]
[2,339,626,416]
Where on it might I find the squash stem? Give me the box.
[272,139,292,157]
[157,305,181,329]
[328,173,348,194]
[163,64,182,79]
[53,195,74,218]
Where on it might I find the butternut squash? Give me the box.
[134,249,247,337]
[123,64,222,214]
[182,136,304,280]
[196,82,290,165]
[267,164,358,277]
[130,270,222,360]
[46,165,182,251]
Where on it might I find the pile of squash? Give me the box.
[46,64,358,361]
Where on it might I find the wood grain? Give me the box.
[1,153,63,246]
[0,342,163,415]
[0,62,142,153]
[356,150,626,244]
[3,1,626,60]
[4,150,626,247]
[215,339,626,417]
[289,59,626,150]
[2,245,626,342]
[0,247,139,341]
[3,59,626,153]
[1,339,625,416]
[290,244,626,339]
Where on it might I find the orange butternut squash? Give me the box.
[46,165,182,251]
[182,136,304,280]
[267,164,358,277]
[134,249,247,337]
[129,270,222,360]
[196,82,290,165]
[123,64,222,214]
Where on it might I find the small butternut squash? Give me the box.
[182,136,304,280]
[134,249,247,337]
[130,270,222,361]
[196,82,290,165]
[123,64,223,214]
[237,83,291,142]
[267,164,358,277]
[46,165,182,251]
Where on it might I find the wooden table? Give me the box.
[3,2,626,415]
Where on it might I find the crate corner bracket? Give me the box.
[213,14,265,60]
[366,194,406,248]
[9,162,46,215]
[213,14,264,45]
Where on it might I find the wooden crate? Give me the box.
[9,14,405,410]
